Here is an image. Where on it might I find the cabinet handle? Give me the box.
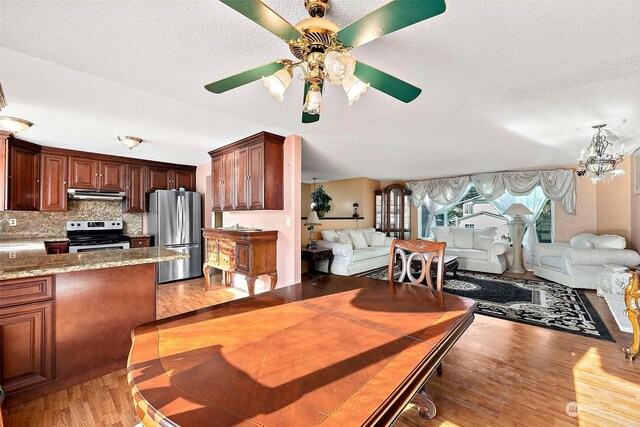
[100,174,103,177]
[95,173,99,176]
[63,181,67,185]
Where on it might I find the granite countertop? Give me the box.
[0,247,188,280]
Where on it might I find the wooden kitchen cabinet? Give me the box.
[146,167,195,192]
[173,169,195,191]
[68,157,125,191]
[146,166,170,192]
[130,236,152,248]
[202,229,278,295]
[125,164,146,213]
[209,131,284,211]
[44,241,69,255]
[4,139,40,211]
[39,152,68,212]
[0,275,55,395]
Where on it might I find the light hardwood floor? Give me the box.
[5,273,639,426]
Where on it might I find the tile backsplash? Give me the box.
[0,200,142,239]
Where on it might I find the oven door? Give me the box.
[69,242,131,253]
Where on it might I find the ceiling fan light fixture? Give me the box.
[341,74,369,105]
[118,135,143,149]
[324,50,356,84]
[262,68,292,101]
[0,116,33,133]
[303,85,323,115]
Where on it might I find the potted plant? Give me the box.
[311,185,332,217]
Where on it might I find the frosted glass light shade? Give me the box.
[304,211,321,226]
[262,69,292,101]
[303,88,323,115]
[503,203,533,217]
[0,116,33,133]
[341,74,369,105]
[117,136,143,149]
[324,51,356,84]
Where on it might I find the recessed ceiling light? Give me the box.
[0,116,34,133]
[117,135,143,149]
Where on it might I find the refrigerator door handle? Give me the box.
[177,194,183,244]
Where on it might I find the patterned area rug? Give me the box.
[360,268,615,341]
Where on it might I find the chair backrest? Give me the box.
[388,239,447,291]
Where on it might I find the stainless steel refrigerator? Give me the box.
[148,190,202,283]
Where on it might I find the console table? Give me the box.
[202,229,278,295]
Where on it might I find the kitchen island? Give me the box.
[0,247,186,407]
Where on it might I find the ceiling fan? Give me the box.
[205,0,446,123]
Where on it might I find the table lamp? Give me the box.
[305,211,321,249]
[503,203,533,274]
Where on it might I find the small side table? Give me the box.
[301,247,334,277]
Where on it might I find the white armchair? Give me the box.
[533,233,640,289]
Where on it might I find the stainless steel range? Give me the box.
[66,220,130,253]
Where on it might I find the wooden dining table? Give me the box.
[127,275,476,426]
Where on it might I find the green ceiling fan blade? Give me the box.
[204,61,284,94]
[354,62,422,103]
[302,82,322,124]
[337,0,446,48]
[220,0,301,41]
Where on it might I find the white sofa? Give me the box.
[429,226,508,274]
[533,233,640,289]
[315,227,394,276]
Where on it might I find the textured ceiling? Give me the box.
[1,0,639,181]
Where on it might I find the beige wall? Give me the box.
[553,174,597,243]
[596,158,632,242]
[224,135,302,291]
[631,153,640,252]
[301,177,380,245]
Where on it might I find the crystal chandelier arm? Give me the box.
[353,61,422,103]
[219,0,302,41]
[337,0,446,48]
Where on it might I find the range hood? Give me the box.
[68,189,126,201]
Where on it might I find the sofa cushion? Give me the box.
[320,230,339,242]
[369,246,390,257]
[353,248,375,262]
[473,227,497,249]
[446,247,488,261]
[539,255,563,270]
[594,235,626,250]
[432,226,451,242]
[360,227,376,246]
[570,234,596,249]
[452,227,474,249]
[337,230,353,247]
[349,230,368,249]
[371,232,386,246]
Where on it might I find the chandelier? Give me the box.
[577,124,624,183]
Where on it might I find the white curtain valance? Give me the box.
[407,169,576,214]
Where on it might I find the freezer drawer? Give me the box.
[157,245,202,284]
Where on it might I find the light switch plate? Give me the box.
[286,217,291,227]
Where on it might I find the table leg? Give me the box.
[246,276,256,296]
[623,270,639,361]
[308,257,317,278]
[411,390,437,420]
[269,273,278,290]
[452,260,459,278]
[327,253,334,275]
[203,264,211,291]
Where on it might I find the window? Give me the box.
[418,185,554,243]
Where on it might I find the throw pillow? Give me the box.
[438,234,454,247]
[570,234,596,249]
[431,226,451,242]
[452,227,474,249]
[349,230,368,249]
[360,227,376,246]
[474,235,493,251]
[320,230,339,242]
[594,235,626,250]
[371,232,386,246]
[336,230,353,247]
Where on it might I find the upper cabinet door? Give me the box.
[125,164,146,213]
[247,143,265,210]
[68,157,99,189]
[100,161,126,191]
[147,167,170,192]
[173,169,195,192]
[40,153,68,212]
[211,156,223,211]
[8,143,40,211]
[222,152,235,211]
[234,147,249,210]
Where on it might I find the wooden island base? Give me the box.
[2,263,156,407]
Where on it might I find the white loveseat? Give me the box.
[429,226,508,274]
[315,227,394,276]
[533,233,640,289]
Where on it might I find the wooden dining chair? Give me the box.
[388,239,447,291]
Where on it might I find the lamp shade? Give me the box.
[0,116,33,133]
[304,211,321,226]
[118,136,143,149]
[503,203,533,217]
